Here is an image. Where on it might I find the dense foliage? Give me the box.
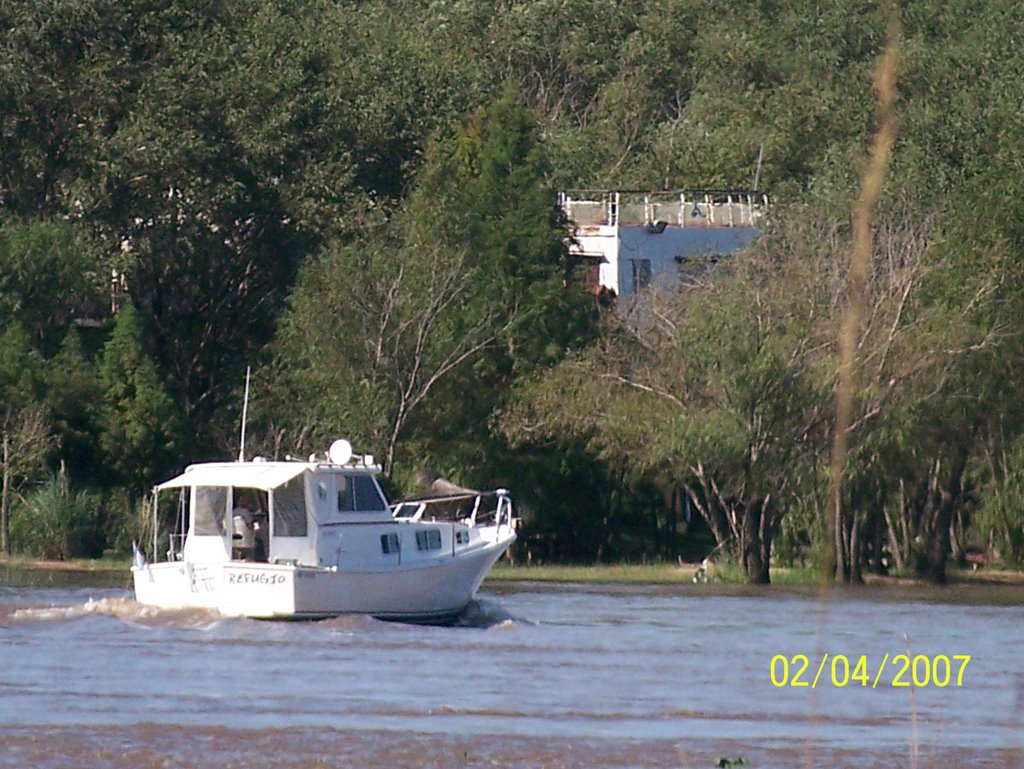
[2,0,1022,579]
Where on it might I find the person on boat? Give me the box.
[232,492,263,561]
[233,492,257,527]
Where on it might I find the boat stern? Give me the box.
[132,561,300,617]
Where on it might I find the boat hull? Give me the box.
[132,534,512,623]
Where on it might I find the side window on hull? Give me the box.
[415,529,442,551]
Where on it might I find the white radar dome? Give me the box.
[328,439,353,465]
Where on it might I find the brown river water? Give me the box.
[1,568,1021,768]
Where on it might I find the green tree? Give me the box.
[505,241,825,583]
[45,329,104,484]
[97,304,179,496]
[976,434,1024,564]
[0,217,106,357]
[265,88,595,486]
[405,86,596,473]
[0,0,122,216]
[265,229,500,475]
[894,119,1024,580]
[0,322,50,554]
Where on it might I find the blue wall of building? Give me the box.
[616,226,759,296]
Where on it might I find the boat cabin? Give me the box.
[158,458,392,569]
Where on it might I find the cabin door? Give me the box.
[182,486,231,563]
[268,475,311,564]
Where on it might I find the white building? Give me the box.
[561,190,767,300]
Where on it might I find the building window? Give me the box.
[415,529,442,551]
[630,258,652,292]
[380,533,400,554]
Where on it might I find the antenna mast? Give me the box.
[238,366,251,462]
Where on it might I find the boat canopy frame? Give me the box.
[152,462,313,564]
[156,462,308,491]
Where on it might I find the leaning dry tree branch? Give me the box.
[825,5,901,583]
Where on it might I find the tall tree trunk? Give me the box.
[833,495,847,583]
[848,514,863,584]
[949,506,967,568]
[684,468,731,551]
[884,505,903,571]
[741,495,772,584]
[832,496,850,582]
[667,486,680,561]
[1,431,10,556]
[650,499,661,561]
[918,454,967,584]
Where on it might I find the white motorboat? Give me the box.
[131,440,517,623]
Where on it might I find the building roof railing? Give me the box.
[560,189,768,229]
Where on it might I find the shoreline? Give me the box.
[0,555,127,575]
[4,555,1022,588]
[486,561,1024,587]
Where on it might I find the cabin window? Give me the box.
[193,487,227,535]
[455,529,469,545]
[415,529,442,551]
[380,533,400,554]
[337,475,387,512]
[353,475,387,510]
[273,476,307,537]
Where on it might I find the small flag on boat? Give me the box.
[131,541,147,569]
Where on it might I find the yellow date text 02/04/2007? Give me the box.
[769,653,971,689]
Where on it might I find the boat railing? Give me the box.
[167,532,186,561]
[392,489,516,531]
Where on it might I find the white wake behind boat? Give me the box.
[132,440,517,623]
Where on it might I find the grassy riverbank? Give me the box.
[486,561,1024,587]
[487,562,704,584]
[485,562,827,585]
[0,554,128,575]
[4,554,1022,588]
